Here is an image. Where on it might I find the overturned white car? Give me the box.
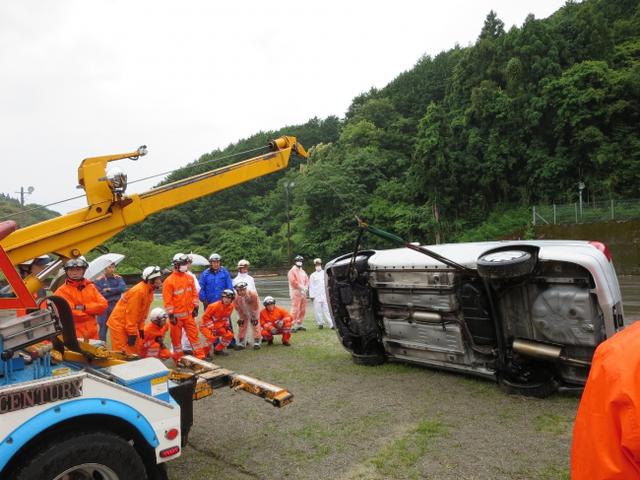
[325,240,625,397]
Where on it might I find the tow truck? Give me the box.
[0,136,307,479]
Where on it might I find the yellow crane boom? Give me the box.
[1,136,308,292]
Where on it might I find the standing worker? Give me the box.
[54,257,108,341]
[308,258,334,329]
[95,262,127,342]
[259,296,292,346]
[140,307,171,360]
[233,281,261,349]
[181,253,202,355]
[107,266,162,355]
[571,321,640,478]
[233,259,257,292]
[199,252,235,346]
[200,289,236,356]
[164,253,205,361]
[287,255,309,332]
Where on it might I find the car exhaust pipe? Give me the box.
[381,308,442,323]
[512,339,590,367]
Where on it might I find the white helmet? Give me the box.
[142,265,162,281]
[313,258,322,265]
[209,253,221,262]
[172,253,189,265]
[64,256,89,270]
[263,295,276,306]
[149,307,167,324]
[237,259,250,268]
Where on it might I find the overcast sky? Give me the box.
[0,0,567,216]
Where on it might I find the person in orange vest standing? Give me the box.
[107,266,162,355]
[259,296,292,346]
[54,257,108,341]
[140,307,171,360]
[571,320,640,479]
[287,255,309,332]
[163,253,204,361]
[200,289,236,356]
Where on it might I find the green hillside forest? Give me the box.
[0,194,59,228]
[107,0,640,272]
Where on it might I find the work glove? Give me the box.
[168,313,177,325]
[202,301,209,309]
[74,304,85,311]
[155,336,163,344]
[127,335,137,347]
[276,320,283,328]
[271,328,278,335]
[139,329,144,339]
[251,317,259,326]
[192,307,199,318]
[237,319,244,326]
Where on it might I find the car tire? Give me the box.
[13,430,147,480]
[498,372,558,398]
[477,249,536,280]
[351,352,386,366]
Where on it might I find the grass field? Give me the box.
[167,318,576,480]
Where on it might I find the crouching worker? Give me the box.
[200,289,235,356]
[108,266,162,355]
[260,296,292,346]
[140,307,171,360]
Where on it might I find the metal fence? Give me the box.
[532,199,640,225]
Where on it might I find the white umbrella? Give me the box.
[85,253,126,281]
[188,253,209,267]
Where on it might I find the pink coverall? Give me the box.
[287,265,309,326]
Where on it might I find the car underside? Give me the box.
[326,241,624,398]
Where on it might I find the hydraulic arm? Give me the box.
[1,136,308,294]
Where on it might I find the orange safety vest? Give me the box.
[201,300,234,331]
[571,321,640,479]
[107,281,154,335]
[162,271,198,318]
[259,305,292,329]
[54,279,108,325]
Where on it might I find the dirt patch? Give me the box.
[167,323,576,480]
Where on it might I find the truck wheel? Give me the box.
[477,249,536,280]
[13,431,147,480]
[351,352,386,366]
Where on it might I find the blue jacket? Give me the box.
[199,267,233,304]
[94,274,127,305]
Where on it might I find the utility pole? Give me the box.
[284,182,295,264]
[15,186,34,206]
[578,181,585,220]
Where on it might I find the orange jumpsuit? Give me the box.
[571,321,640,478]
[140,322,171,359]
[288,265,309,326]
[200,301,235,353]
[259,305,292,344]
[234,290,261,343]
[106,281,154,355]
[54,279,108,341]
[163,270,204,360]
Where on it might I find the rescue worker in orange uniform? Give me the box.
[140,307,171,360]
[200,289,236,356]
[163,253,204,361]
[287,255,309,332]
[107,266,162,355]
[54,257,108,341]
[233,281,261,349]
[259,296,292,346]
[571,320,640,478]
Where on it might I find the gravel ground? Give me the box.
[167,322,576,480]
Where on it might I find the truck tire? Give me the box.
[13,430,147,480]
[477,249,536,280]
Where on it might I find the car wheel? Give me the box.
[477,249,536,280]
[13,430,147,480]
[351,352,386,366]
[498,371,558,398]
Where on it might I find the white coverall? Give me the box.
[309,268,333,328]
[182,270,201,353]
[233,272,257,292]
